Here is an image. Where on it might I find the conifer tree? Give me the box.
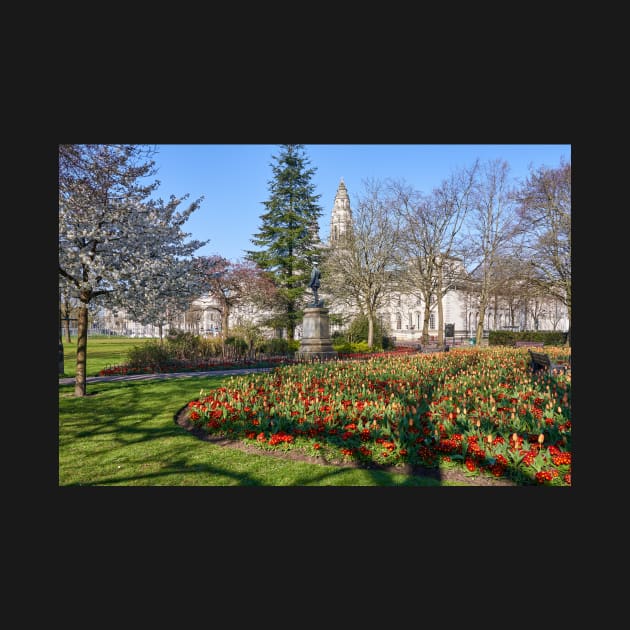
[246,144,323,340]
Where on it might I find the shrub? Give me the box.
[489,330,568,346]
[127,341,173,370]
[198,336,224,358]
[264,338,290,355]
[224,336,248,359]
[334,340,377,354]
[165,329,204,361]
[342,314,390,348]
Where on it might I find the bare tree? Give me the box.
[485,255,534,330]
[431,162,479,343]
[514,159,571,343]
[388,182,437,344]
[392,162,478,344]
[545,296,566,331]
[322,179,402,348]
[464,159,520,346]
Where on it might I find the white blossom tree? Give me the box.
[110,253,205,342]
[59,144,207,396]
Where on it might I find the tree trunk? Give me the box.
[422,301,431,344]
[65,317,72,343]
[59,341,65,376]
[367,312,375,348]
[158,323,163,342]
[475,304,486,347]
[436,272,444,346]
[220,308,230,359]
[286,301,295,342]
[565,296,571,347]
[221,307,230,340]
[74,304,89,397]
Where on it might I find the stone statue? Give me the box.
[308,263,322,307]
[297,262,337,360]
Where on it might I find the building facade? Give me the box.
[92,179,569,340]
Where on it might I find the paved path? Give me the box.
[58,367,274,386]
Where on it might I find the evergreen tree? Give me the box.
[246,144,323,340]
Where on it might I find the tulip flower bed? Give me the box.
[185,346,571,486]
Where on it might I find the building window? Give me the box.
[417,313,421,329]
[408,312,413,328]
[397,295,402,307]
[396,313,402,330]
[429,313,436,330]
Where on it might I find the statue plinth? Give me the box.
[296,307,338,360]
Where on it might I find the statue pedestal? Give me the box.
[296,307,338,361]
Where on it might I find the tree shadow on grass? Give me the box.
[74,456,265,486]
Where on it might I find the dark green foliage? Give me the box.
[489,330,568,346]
[333,340,374,354]
[224,336,249,358]
[341,314,392,349]
[261,337,298,355]
[246,145,323,339]
[127,341,176,370]
[127,331,223,370]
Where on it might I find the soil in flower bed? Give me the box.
[175,406,519,487]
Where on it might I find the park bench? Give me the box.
[515,340,544,348]
[528,349,569,375]
[418,343,449,353]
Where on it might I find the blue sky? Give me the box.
[151,144,571,262]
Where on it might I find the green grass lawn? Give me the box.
[60,336,153,377]
[58,374,463,486]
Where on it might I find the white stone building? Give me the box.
[92,179,569,341]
